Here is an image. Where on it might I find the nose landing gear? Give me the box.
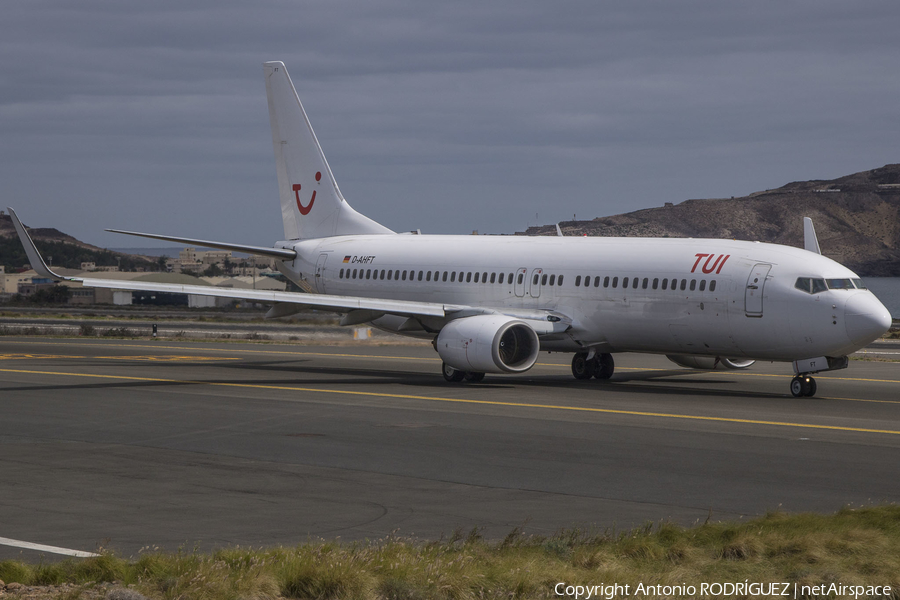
[790,375,817,397]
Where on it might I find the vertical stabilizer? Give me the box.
[803,217,821,254]
[264,62,393,239]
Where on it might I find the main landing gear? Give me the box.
[442,362,485,383]
[790,375,817,398]
[571,352,614,380]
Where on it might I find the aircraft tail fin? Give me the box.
[264,62,393,240]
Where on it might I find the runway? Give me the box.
[2,336,900,560]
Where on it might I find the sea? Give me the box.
[864,278,900,319]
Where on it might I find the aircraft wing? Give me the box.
[8,207,569,331]
[8,207,447,318]
[78,276,449,317]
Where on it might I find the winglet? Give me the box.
[6,207,71,281]
[803,217,821,255]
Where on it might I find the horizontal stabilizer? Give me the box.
[105,229,297,260]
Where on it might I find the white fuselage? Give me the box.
[275,234,889,362]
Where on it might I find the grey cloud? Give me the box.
[1,0,898,246]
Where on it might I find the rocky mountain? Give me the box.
[4,164,900,275]
[519,164,900,276]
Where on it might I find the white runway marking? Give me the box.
[0,536,99,557]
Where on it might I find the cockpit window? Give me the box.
[852,278,867,290]
[795,277,828,294]
[826,278,853,290]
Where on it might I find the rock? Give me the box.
[106,588,150,600]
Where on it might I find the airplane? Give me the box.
[8,61,892,398]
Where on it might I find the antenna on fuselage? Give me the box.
[803,217,821,254]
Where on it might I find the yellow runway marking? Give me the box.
[0,353,238,362]
[3,340,900,384]
[1,366,899,437]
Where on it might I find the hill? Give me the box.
[520,164,900,276]
[0,211,158,272]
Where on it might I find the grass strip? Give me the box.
[1,505,899,599]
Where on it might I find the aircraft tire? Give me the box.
[571,353,593,379]
[464,371,486,383]
[442,362,466,382]
[804,376,817,397]
[593,353,615,379]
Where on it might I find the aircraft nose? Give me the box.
[844,293,892,346]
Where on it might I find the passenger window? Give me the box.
[594,276,600,287]
[353,268,359,279]
[662,278,668,290]
[497,273,504,284]
[575,276,582,287]
[339,268,344,279]
[549,274,556,286]
[642,278,648,289]
[402,270,407,281]
[474,272,480,283]
[426,271,432,282]
[710,280,716,292]
[680,279,686,291]
[603,276,609,288]
[558,275,564,285]
[652,278,658,290]
[466,272,472,283]
[689,279,696,291]
[416,271,421,281]
[699,280,706,291]
[450,272,456,282]
[612,277,618,288]
[490,273,496,284]
[541,274,548,285]
[623,277,629,288]
[482,272,488,282]
[533,274,538,285]
[633,278,638,289]
[365,269,371,279]
[518,273,524,284]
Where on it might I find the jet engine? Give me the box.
[436,315,540,374]
[666,355,755,370]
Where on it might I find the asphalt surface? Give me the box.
[1,336,900,560]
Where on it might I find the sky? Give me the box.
[2,0,898,248]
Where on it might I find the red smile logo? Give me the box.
[293,171,321,215]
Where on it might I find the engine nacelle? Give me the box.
[666,355,755,370]
[436,315,540,374]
